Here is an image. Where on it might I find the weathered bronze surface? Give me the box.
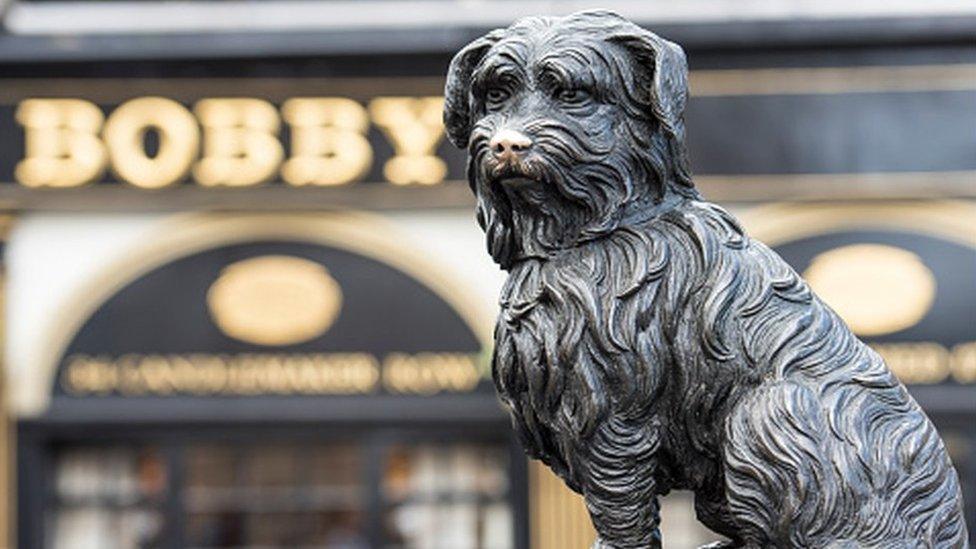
[444,10,968,548]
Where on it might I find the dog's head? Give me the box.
[444,10,696,268]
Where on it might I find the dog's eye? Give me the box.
[485,87,511,106]
[555,88,590,103]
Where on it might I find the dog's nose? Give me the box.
[490,129,533,163]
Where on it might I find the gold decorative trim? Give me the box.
[695,171,976,201]
[690,64,976,96]
[25,212,494,417]
[206,255,344,346]
[0,172,971,213]
[738,200,976,248]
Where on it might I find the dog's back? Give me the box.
[494,198,968,547]
[674,201,968,547]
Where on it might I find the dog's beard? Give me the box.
[470,119,648,267]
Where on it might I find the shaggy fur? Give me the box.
[444,10,968,548]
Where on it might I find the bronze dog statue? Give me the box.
[444,10,968,548]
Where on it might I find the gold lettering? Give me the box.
[369,97,447,185]
[872,342,950,385]
[118,354,146,395]
[139,355,176,395]
[278,354,303,393]
[298,358,322,393]
[54,352,440,396]
[61,344,974,400]
[205,355,230,393]
[103,97,199,189]
[281,98,372,186]
[267,354,291,394]
[193,98,283,187]
[62,355,117,395]
[313,353,379,394]
[233,354,266,394]
[382,353,480,394]
[950,342,976,384]
[15,99,108,188]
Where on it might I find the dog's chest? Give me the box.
[493,254,624,439]
[495,258,590,393]
[496,229,669,349]
[497,256,595,346]
[494,245,651,380]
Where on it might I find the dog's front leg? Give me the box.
[582,420,662,549]
[586,494,660,549]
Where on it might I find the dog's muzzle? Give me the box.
[488,129,537,187]
[490,129,533,166]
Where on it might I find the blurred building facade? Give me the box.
[0,1,973,547]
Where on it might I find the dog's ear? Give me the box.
[443,30,503,148]
[609,28,689,141]
[601,19,694,189]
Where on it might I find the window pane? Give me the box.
[383,443,512,549]
[51,446,166,549]
[184,442,366,548]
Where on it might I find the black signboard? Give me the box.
[45,223,502,422]
[0,63,973,208]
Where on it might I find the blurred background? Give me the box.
[0,0,973,547]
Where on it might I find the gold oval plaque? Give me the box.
[207,255,342,346]
[803,244,936,337]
